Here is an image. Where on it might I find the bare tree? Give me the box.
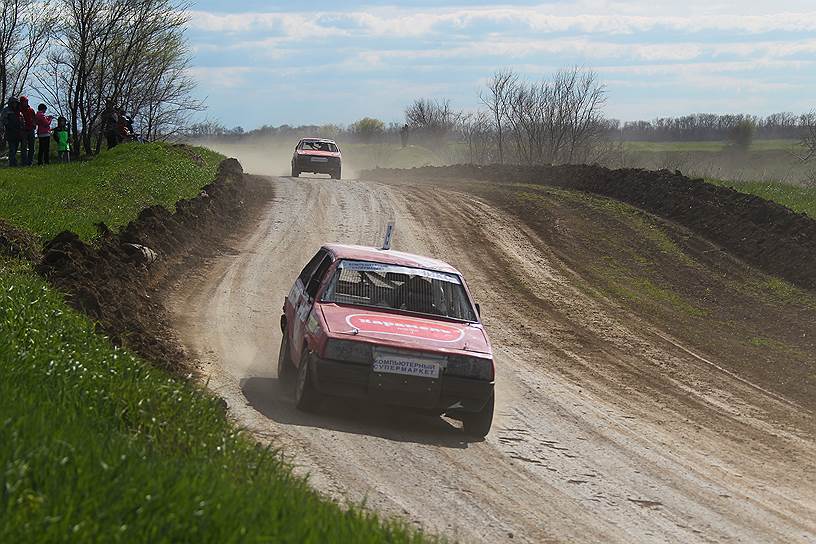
[405,98,460,149]
[459,111,494,164]
[799,111,816,163]
[492,66,607,165]
[562,68,607,162]
[37,0,120,155]
[0,0,54,147]
[480,68,516,164]
[35,0,202,155]
[0,0,54,103]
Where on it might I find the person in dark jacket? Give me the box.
[400,123,409,148]
[19,96,36,166]
[3,98,22,167]
[104,101,120,149]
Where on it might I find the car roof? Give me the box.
[323,244,461,275]
[299,137,337,144]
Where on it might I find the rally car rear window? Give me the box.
[301,141,338,152]
[321,260,477,322]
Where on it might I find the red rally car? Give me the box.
[278,244,495,437]
[291,138,342,179]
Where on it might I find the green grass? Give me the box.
[509,186,706,318]
[706,178,816,218]
[0,259,425,543]
[623,138,800,153]
[0,148,429,542]
[598,259,708,318]
[0,143,223,241]
[516,186,695,265]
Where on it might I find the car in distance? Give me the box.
[278,244,495,437]
[291,138,342,179]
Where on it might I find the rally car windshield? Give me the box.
[322,260,478,322]
[301,141,338,152]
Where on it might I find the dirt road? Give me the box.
[170,175,815,543]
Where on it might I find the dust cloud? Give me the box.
[197,137,447,179]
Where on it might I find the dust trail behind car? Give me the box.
[191,138,447,179]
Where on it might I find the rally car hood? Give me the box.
[296,149,341,158]
[319,303,491,355]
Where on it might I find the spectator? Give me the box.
[400,123,409,148]
[2,98,22,167]
[123,112,137,141]
[19,96,36,166]
[35,103,53,165]
[53,116,70,163]
[116,108,135,142]
[104,101,120,149]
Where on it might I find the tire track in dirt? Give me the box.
[405,183,815,538]
[170,175,815,543]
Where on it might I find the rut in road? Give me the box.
[170,175,816,544]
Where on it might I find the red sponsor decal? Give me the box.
[346,314,464,343]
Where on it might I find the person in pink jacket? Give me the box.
[35,103,54,165]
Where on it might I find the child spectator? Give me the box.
[35,104,53,165]
[19,96,36,166]
[52,117,70,163]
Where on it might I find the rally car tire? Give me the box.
[277,332,294,382]
[294,352,321,412]
[291,165,300,177]
[331,168,341,180]
[461,392,494,438]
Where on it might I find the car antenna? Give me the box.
[381,222,394,250]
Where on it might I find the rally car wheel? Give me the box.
[291,165,300,177]
[277,332,294,382]
[461,392,494,438]
[330,168,341,180]
[294,352,321,412]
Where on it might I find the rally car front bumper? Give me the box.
[304,350,494,414]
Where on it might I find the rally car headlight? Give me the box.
[324,339,372,364]
[446,355,494,381]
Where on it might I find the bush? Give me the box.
[351,117,385,143]
[0,259,426,542]
[728,120,756,150]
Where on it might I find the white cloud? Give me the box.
[336,37,816,66]
[598,59,815,76]
[188,7,816,38]
[188,11,349,38]
[187,2,816,125]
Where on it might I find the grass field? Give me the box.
[0,145,428,543]
[622,139,801,153]
[706,178,816,218]
[0,143,222,241]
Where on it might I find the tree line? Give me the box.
[194,66,612,166]
[402,67,612,166]
[1,0,201,157]
[183,118,405,146]
[616,112,816,142]
[184,63,816,167]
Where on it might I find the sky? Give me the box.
[186,1,816,130]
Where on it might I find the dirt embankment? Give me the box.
[0,219,41,262]
[34,159,273,370]
[363,165,816,291]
